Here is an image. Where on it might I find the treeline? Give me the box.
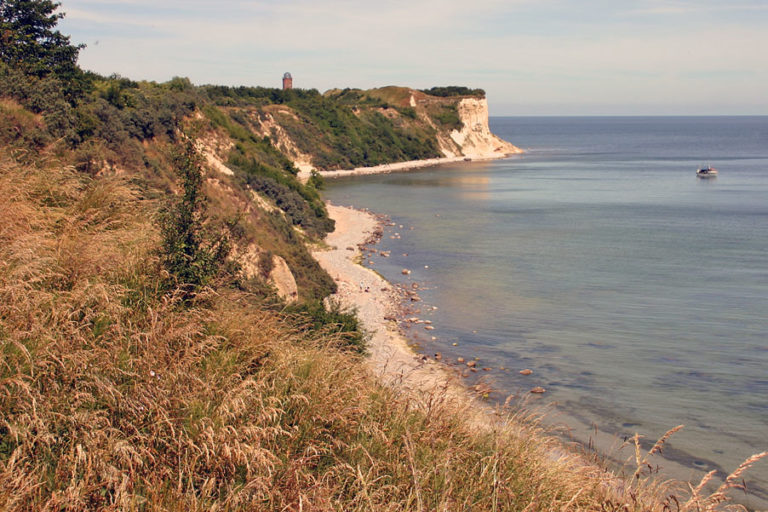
[421,86,486,97]
[202,84,322,106]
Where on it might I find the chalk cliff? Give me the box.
[446,97,520,158]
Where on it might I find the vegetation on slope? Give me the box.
[0,0,338,299]
[203,85,443,170]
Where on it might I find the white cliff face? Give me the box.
[268,255,299,303]
[448,98,521,158]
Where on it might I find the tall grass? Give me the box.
[0,154,763,510]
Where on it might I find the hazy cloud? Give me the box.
[58,0,768,114]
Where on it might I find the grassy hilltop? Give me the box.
[0,1,764,510]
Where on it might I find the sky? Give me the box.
[58,0,768,115]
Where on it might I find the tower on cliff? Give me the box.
[282,72,293,90]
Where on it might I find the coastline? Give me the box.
[312,202,768,510]
[298,151,521,182]
[312,203,478,408]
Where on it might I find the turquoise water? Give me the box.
[323,117,768,504]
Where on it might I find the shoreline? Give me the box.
[311,202,768,510]
[298,151,521,182]
[312,203,480,409]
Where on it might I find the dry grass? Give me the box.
[0,153,764,511]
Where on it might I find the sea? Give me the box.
[322,116,768,507]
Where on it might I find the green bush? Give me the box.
[241,172,334,237]
[398,106,417,119]
[0,0,89,100]
[432,105,463,131]
[160,139,230,294]
[289,299,366,354]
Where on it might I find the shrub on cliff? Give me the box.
[160,139,230,293]
[432,104,463,131]
[289,298,366,353]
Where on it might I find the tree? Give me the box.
[0,0,84,92]
[160,139,230,294]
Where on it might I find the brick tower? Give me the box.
[282,72,293,90]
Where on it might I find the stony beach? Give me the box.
[312,203,493,410]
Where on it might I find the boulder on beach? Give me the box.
[530,387,546,394]
[519,369,533,376]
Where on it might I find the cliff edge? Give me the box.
[446,97,520,158]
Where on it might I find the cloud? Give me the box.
[57,0,768,114]
[625,0,768,16]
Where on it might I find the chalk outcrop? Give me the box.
[268,254,299,303]
[447,98,520,158]
[238,244,299,303]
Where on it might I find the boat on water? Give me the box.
[697,165,718,178]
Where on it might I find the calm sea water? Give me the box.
[323,117,768,503]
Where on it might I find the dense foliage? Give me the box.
[421,86,486,97]
[201,83,322,106]
[289,299,366,354]
[0,0,84,96]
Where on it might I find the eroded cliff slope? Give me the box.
[203,85,520,174]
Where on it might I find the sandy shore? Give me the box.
[312,203,479,407]
[298,152,520,182]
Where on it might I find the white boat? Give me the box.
[696,165,718,178]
